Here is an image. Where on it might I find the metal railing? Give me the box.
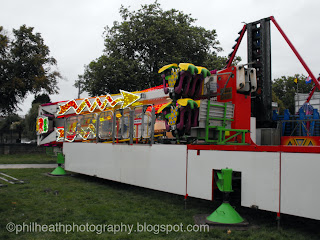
[278,119,320,137]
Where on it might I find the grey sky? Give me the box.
[1,0,319,115]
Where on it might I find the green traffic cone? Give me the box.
[206,202,244,224]
[50,152,67,176]
[50,165,67,176]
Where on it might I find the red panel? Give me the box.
[187,144,320,153]
[217,67,251,143]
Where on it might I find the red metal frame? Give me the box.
[217,66,252,143]
[269,16,320,101]
[226,24,247,68]
[306,78,320,102]
[278,151,282,219]
[185,148,188,200]
[226,16,320,102]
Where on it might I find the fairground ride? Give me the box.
[36,16,320,222]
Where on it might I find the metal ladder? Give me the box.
[205,99,249,145]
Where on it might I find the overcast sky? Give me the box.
[1,0,319,115]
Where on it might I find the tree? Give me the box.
[272,90,285,114]
[0,25,60,115]
[0,114,23,143]
[79,56,143,95]
[272,74,315,114]
[202,53,241,72]
[24,94,51,140]
[23,103,40,140]
[32,93,51,105]
[77,1,238,96]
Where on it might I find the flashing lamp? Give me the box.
[57,90,140,115]
[36,116,49,134]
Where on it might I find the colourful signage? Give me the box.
[281,136,320,146]
[36,116,49,134]
[57,90,140,115]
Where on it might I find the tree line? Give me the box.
[0,25,60,116]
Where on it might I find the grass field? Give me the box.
[0,154,56,164]
[0,166,319,240]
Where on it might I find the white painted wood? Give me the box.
[281,153,320,220]
[64,143,187,196]
[38,130,57,145]
[250,117,256,144]
[39,104,60,115]
[187,150,280,213]
[63,142,320,220]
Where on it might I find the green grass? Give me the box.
[0,154,56,164]
[0,168,319,240]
